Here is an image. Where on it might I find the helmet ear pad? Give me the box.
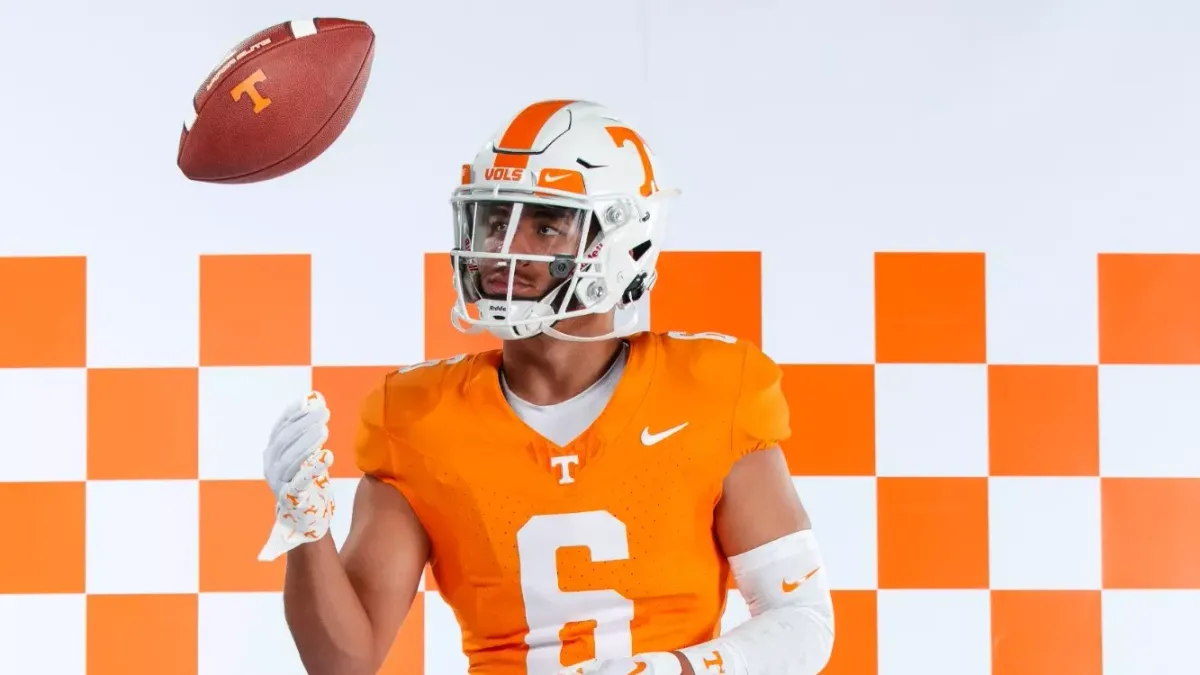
[619,240,656,305]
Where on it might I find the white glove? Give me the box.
[257,391,336,562]
[557,652,682,675]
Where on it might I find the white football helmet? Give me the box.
[449,99,679,341]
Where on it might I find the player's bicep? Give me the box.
[714,446,810,558]
[339,474,430,662]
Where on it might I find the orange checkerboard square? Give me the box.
[200,254,311,366]
[0,482,85,594]
[378,592,426,675]
[874,252,986,363]
[988,365,1098,476]
[821,591,878,675]
[0,256,86,368]
[87,594,198,675]
[1099,253,1200,364]
[424,252,500,359]
[990,590,1102,675]
[200,480,284,592]
[651,252,763,346]
[313,365,398,478]
[877,477,990,589]
[1102,478,1200,589]
[87,368,198,480]
[779,364,875,476]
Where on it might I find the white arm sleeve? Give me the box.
[677,529,835,675]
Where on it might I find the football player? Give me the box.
[259,100,835,675]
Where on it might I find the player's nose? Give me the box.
[505,229,539,255]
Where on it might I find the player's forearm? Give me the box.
[678,530,835,675]
[283,536,378,675]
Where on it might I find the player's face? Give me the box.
[470,201,586,300]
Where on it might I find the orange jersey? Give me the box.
[354,330,790,674]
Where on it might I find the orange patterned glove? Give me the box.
[257,392,337,561]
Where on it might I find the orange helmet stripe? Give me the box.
[492,99,575,169]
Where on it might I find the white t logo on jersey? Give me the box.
[550,455,579,484]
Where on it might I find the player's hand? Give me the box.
[257,392,336,562]
[556,652,685,675]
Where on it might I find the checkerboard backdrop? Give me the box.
[2,250,1198,675]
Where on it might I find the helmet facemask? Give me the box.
[449,186,650,342]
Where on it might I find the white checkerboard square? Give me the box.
[878,590,992,675]
[86,479,199,594]
[199,366,313,480]
[719,589,751,633]
[424,591,469,674]
[86,252,199,367]
[199,592,305,675]
[1099,365,1200,477]
[761,246,874,363]
[0,368,86,482]
[985,249,1097,364]
[1101,590,1200,675]
[0,594,85,674]
[328,476,361,551]
[793,476,878,590]
[312,249,425,367]
[875,364,989,476]
[988,477,1101,590]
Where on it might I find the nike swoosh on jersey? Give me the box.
[641,422,688,445]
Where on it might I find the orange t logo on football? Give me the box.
[231,69,272,113]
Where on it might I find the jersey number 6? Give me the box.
[516,511,634,673]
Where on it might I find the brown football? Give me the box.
[177,18,375,183]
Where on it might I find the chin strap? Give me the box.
[541,304,642,342]
[450,297,644,343]
[449,304,487,334]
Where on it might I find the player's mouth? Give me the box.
[482,272,541,298]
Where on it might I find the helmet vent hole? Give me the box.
[630,240,652,261]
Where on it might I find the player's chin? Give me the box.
[480,290,545,303]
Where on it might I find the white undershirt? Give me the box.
[499,343,628,447]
